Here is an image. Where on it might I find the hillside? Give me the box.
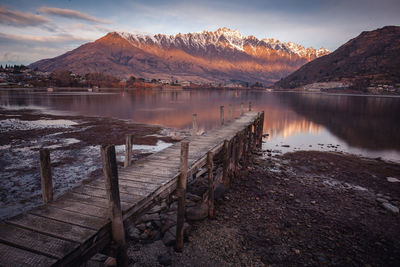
[275,26,400,90]
[29,28,329,85]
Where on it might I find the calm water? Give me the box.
[1,88,400,162]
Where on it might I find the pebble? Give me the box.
[381,202,399,214]
[126,226,141,240]
[158,253,172,266]
[310,200,316,205]
[137,223,146,231]
[387,177,400,183]
[376,197,388,203]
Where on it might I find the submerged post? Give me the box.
[228,104,232,121]
[220,106,224,125]
[176,141,189,252]
[192,114,197,136]
[207,151,214,219]
[249,101,252,111]
[124,134,134,168]
[39,149,53,204]
[240,103,244,115]
[101,145,128,267]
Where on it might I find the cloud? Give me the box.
[0,6,50,27]
[0,32,91,44]
[37,7,111,24]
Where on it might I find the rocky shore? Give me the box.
[87,149,400,266]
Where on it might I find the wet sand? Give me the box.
[0,107,182,220]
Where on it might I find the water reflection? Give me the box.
[1,89,399,160]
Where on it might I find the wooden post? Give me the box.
[207,151,214,219]
[249,101,252,111]
[240,103,244,115]
[220,106,224,125]
[39,149,53,204]
[228,104,232,121]
[252,122,257,150]
[124,134,133,168]
[176,141,189,252]
[243,127,249,166]
[223,140,229,186]
[192,114,197,136]
[258,112,265,148]
[101,145,128,267]
[247,125,252,158]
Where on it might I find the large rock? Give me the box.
[382,203,399,214]
[126,225,141,240]
[214,183,226,200]
[186,202,208,221]
[148,201,168,214]
[158,253,172,266]
[162,229,175,246]
[138,213,160,224]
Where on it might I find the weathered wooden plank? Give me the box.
[118,173,169,184]
[49,198,108,219]
[73,186,142,204]
[0,223,78,259]
[30,205,107,230]
[60,192,107,208]
[86,182,154,197]
[90,178,159,193]
[0,242,57,266]
[8,213,96,243]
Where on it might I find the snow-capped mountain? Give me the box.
[30,27,329,85]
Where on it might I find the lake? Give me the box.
[1,88,400,162]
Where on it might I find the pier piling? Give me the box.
[176,141,189,252]
[207,151,214,219]
[192,114,197,136]
[124,135,134,168]
[101,145,128,267]
[39,149,53,204]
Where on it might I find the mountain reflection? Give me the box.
[1,89,399,152]
[278,93,400,151]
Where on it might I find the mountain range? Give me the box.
[29,27,329,85]
[275,26,400,89]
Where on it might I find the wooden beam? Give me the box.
[207,151,214,219]
[101,145,128,267]
[176,141,189,252]
[39,149,53,204]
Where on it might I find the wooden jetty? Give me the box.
[0,110,264,266]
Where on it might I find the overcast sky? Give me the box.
[1,0,399,66]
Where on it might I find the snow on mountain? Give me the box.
[117,27,329,57]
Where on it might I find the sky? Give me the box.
[0,0,399,66]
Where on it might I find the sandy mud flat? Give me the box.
[0,107,183,220]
